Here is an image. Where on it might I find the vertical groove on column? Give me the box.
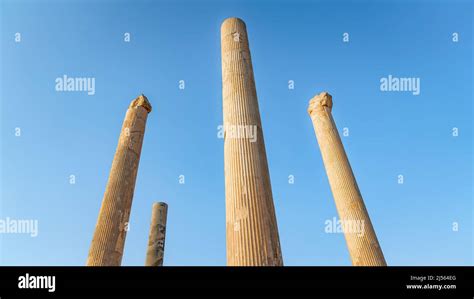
[87,95,152,266]
[221,17,283,266]
[308,92,386,266]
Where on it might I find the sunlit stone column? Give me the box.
[221,17,283,266]
[145,202,168,266]
[308,92,386,266]
[87,94,152,266]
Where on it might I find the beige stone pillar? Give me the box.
[86,94,152,266]
[221,17,283,266]
[145,202,168,266]
[308,92,386,266]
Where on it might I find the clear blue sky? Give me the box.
[0,0,472,266]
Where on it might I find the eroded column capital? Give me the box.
[153,202,168,209]
[221,17,249,54]
[308,91,332,116]
[221,17,247,36]
[130,94,152,113]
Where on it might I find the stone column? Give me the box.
[308,92,386,266]
[221,17,283,266]
[86,94,152,266]
[145,202,168,266]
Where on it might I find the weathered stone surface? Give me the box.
[308,91,386,266]
[145,202,168,266]
[221,17,283,266]
[130,94,152,113]
[86,94,152,266]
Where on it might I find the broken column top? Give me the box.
[153,202,168,208]
[308,91,333,115]
[129,94,152,113]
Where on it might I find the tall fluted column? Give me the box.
[87,94,152,266]
[221,17,283,266]
[308,92,386,266]
[145,202,168,266]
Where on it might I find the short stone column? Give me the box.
[145,202,168,266]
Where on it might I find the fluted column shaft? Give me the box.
[308,92,386,266]
[87,95,152,266]
[145,202,168,266]
[221,17,283,266]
